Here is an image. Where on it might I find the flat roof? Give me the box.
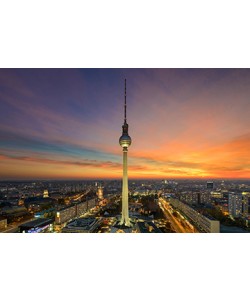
[63,217,101,232]
[137,221,162,233]
[19,218,53,229]
[58,204,76,211]
[65,217,98,229]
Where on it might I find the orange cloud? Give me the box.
[1,69,250,180]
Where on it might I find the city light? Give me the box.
[0,69,250,234]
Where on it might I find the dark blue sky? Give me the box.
[1,68,250,179]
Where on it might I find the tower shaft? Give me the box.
[120,148,130,226]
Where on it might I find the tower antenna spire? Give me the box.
[124,78,127,123]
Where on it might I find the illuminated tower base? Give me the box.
[119,147,131,226]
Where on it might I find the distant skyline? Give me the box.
[1,69,250,180]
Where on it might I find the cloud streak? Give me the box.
[1,69,250,179]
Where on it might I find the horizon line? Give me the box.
[1,177,250,182]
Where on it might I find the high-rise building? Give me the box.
[119,79,132,227]
[242,195,249,218]
[200,191,211,205]
[228,193,242,217]
[97,185,104,200]
[43,190,49,198]
[206,181,214,189]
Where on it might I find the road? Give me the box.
[69,190,91,202]
[159,198,194,233]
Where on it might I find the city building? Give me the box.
[43,190,49,198]
[87,198,96,210]
[55,199,97,226]
[19,218,53,233]
[199,191,211,205]
[97,185,104,200]
[228,193,242,217]
[119,79,132,226]
[55,205,76,225]
[180,191,211,206]
[180,191,198,206]
[1,206,30,223]
[76,201,88,217]
[242,194,249,218]
[62,217,102,233]
[136,221,162,233]
[0,217,7,231]
[28,203,42,212]
[18,198,25,206]
[210,191,222,199]
[169,198,220,233]
[34,207,55,218]
[207,181,214,190]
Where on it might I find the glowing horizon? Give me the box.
[1,69,250,180]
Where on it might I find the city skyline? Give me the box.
[1,68,250,180]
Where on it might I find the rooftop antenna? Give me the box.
[124,79,127,123]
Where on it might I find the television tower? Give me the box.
[119,79,132,226]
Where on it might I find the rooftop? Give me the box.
[137,221,162,233]
[63,217,102,232]
[19,218,53,229]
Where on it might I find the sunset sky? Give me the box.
[0,68,250,180]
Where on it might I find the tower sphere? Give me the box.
[119,134,132,148]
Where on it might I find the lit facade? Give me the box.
[55,199,96,225]
[179,191,211,206]
[199,191,211,205]
[242,195,249,218]
[97,186,104,200]
[55,205,76,225]
[0,218,7,230]
[228,193,242,217]
[18,198,25,206]
[76,201,88,217]
[211,191,222,199]
[43,190,49,198]
[170,198,220,233]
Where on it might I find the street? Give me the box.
[159,198,194,233]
